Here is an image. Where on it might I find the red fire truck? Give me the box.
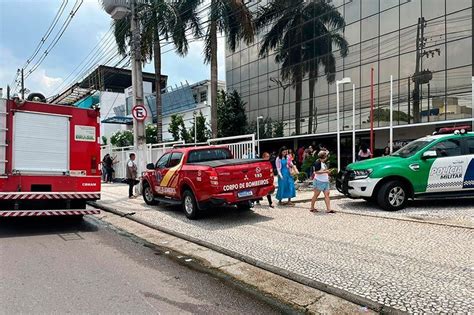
[0,96,101,217]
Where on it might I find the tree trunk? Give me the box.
[295,68,302,135]
[154,36,163,143]
[210,20,218,139]
[308,78,315,134]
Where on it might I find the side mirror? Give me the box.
[422,150,437,159]
[146,163,155,170]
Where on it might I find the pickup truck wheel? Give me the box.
[237,201,253,211]
[377,180,408,211]
[142,182,158,205]
[183,190,199,219]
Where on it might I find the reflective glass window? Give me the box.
[361,0,379,18]
[381,0,399,11]
[361,14,379,40]
[422,0,445,20]
[361,38,379,65]
[447,0,471,14]
[400,0,421,28]
[447,38,472,68]
[344,0,360,24]
[380,7,399,35]
[345,21,360,45]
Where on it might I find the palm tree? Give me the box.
[111,0,197,143]
[181,0,255,138]
[256,0,348,135]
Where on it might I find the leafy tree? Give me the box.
[145,123,158,144]
[109,0,199,143]
[256,0,348,135]
[168,114,184,141]
[273,121,285,138]
[217,90,248,137]
[189,111,211,142]
[101,136,108,145]
[370,108,409,122]
[168,114,192,142]
[182,0,255,138]
[247,117,274,139]
[180,124,192,143]
[110,130,133,147]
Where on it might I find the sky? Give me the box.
[0,0,226,97]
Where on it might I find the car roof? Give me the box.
[170,145,229,153]
[417,131,473,142]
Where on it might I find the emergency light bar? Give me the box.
[435,125,471,135]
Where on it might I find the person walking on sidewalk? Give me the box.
[276,146,296,206]
[126,153,139,199]
[256,152,274,208]
[310,151,335,213]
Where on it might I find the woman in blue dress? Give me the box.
[276,146,296,205]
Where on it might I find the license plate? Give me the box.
[238,190,253,198]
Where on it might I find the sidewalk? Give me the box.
[93,183,473,314]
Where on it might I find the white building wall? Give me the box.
[99,91,127,141]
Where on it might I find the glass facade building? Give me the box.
[225,0,473,145]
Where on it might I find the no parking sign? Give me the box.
[132,105,148,121]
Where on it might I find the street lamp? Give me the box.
[256,116,264,157]
[336,77,351,172]
[193,111,197,144]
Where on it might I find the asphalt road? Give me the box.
[0,216,281,314]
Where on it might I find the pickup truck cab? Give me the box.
[337,129,474,211]
[141,146,274,219]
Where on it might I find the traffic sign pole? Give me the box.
[130,0,147,177]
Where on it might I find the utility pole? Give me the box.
[20,68,24,100]
[412,17,425,124]
[130,0,147,174]
[412,17,439,124]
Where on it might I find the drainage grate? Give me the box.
[58,233,84,241]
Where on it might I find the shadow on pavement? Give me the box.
[132,200,274,229]
[0,216,99,239]
[340,197,474,213]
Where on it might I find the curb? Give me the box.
[88,201,403,314]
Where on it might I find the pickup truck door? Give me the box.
[421,138,468,193]
[156,152,183,198]
[153,153,170,196]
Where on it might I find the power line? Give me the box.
[23,0,84,80]
[23,0,69,70]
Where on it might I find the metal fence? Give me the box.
[207,134,256,159]
[101,134,256,179]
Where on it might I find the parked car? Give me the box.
[337,128,474,211]
[141,146,275,219]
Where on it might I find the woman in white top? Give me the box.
[310,151,334,213]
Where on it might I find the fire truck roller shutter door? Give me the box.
[13,112,69,173]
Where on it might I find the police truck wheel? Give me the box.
[183,190,199,219]
[377,180,408,211]
[142,182,158,205]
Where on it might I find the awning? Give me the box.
[101,116,133,125]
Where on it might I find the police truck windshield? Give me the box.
[392,140,432,158]
[187,148,233,163]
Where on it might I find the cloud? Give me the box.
[0,46,63,97]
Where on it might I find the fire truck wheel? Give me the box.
[183,190,199,219]
[142,182,158,205]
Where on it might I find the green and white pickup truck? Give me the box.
[337,129,474,211]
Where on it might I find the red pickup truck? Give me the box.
[141,146,274,219]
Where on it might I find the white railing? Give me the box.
[101,135,257,179]
[147,141,185,164]
[207,134,256,159]
[0,99,7,175]
[101,140,184,179]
